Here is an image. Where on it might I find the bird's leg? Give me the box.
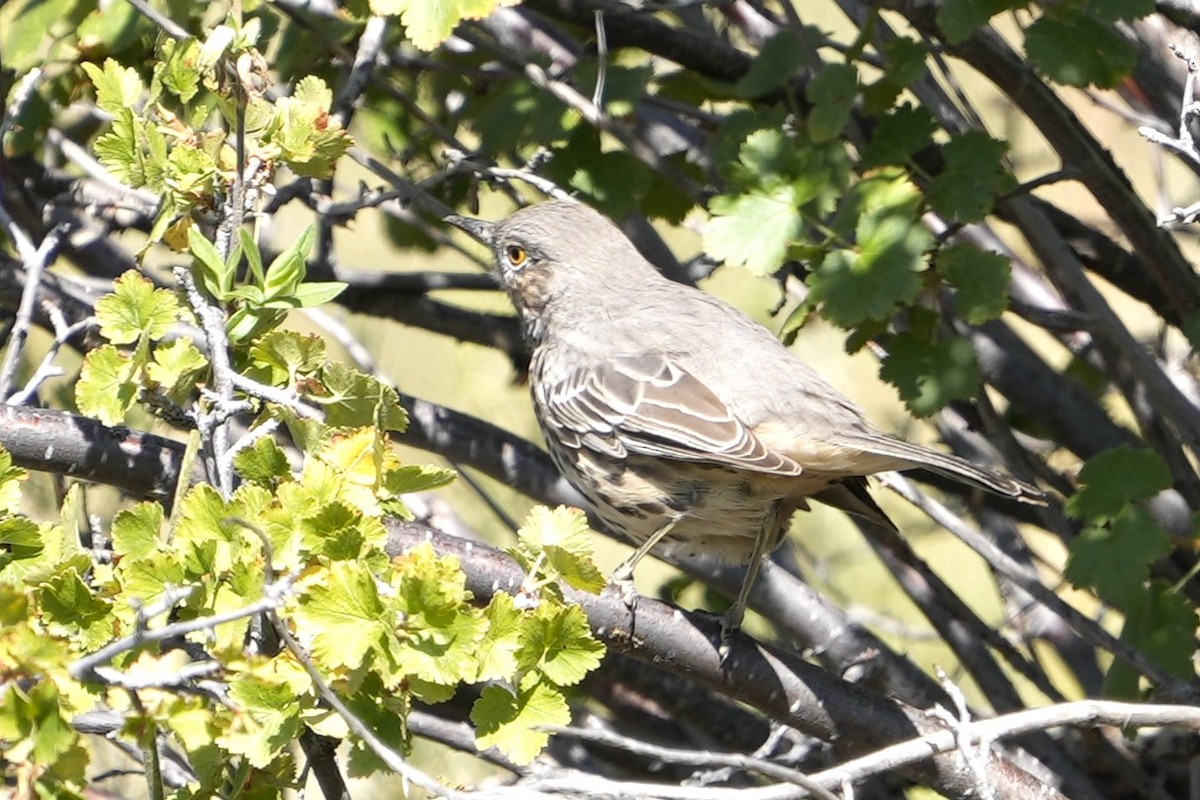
[719,521,772,661]
[610,516,681,608]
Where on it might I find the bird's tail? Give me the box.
[853,434,1047,505]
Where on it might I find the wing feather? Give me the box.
[541,353,802,476]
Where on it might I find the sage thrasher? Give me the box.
[447,200,1045,650]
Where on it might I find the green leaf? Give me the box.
[158,38,203,102]
[219,676,301,768]
[1087,0,1153,22]
[519,603,605,686]
[1065,507,1171,610]
[863,38,930,113]
[250,331,327,385]
[189,227,233,300]
[474,592,525,682]
[936,243,1011,323]
[809,173,931,327]
[879,331,981,417]
[38,566,113,649]
[375,0,508,50]
[1102,581,1196,699]
[262,77,352,178]
[95,271,181,345]
[233,436,293,486]
[296,560,390,670]
[1070,448,1171,522]
[1065,446,1173,522]
[569,150,652,218]
[75,345,138,425]
[516,506,605,593]
[938,0,1027,44]
[472,679,570,765]
[926,131,1009,223]
[318,362,408,432]
[0,518,43,571]
[806,63,858,142]
[704,187,803,276]
[263,224,316,299]
[859,103,936,170]
[382,464,457,496]
[290,282,347,308]
[1024,14,1135,89]
[735,31,812,97]
[82,58,145,116]
[111,502,164,560]
[0,447,28,514]
[147,337,208,401]
[239,228,266,286]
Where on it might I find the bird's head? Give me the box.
[446,200,659,341]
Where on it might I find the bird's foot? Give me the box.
[609,562,638,611]
[718,603,746,665]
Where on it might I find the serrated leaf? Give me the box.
[472,679,570,765]
[75,345,137,425]
[1065,507,1171,609]
[704,187,803,276]
[809,174,931,326]
[735,31,811,97]
[251,331,327,385]
[1024,14,1135,89]
[859,103,936,169]
[318,362,408,431]
[474,592,525,682]
[880,333,980,416]
[520,603,605,686]
[863,38,931,113]
[376,0,511,50]
[82,59,144,116]
[1102,581,1196,699]
[96,271,181,345]
[0,447,28,514]
[147,337,208,401]
[159,38,203,102]
[517,506,605,593]
[1065,446,1173,522]
[296,560,389,670]
[219,676,301,768]
[383,464,457,496]
[234,436,293,486]
[938,0,1027,44]
[926,131,1009,223]
[937,243,1011,323]
[111,502,163,559]
[806,63,858,142]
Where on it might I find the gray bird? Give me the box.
[447,200,1045,650]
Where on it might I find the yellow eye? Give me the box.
[505,244,528,267]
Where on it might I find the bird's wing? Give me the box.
[541,353,803,476]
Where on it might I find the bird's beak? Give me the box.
[444,214,496,246]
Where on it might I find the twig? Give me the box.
[124,0,191,40]
[0,68,44,142]
[441,149,575,201]
[0,222,67,400]
[333,15,388,126]
[71,581,293,683]
[174,266,238,496]
[879,472,1198,702]
[267,610,473,800]
[542,725,841,800]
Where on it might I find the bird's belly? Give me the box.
[557,449,825,564]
